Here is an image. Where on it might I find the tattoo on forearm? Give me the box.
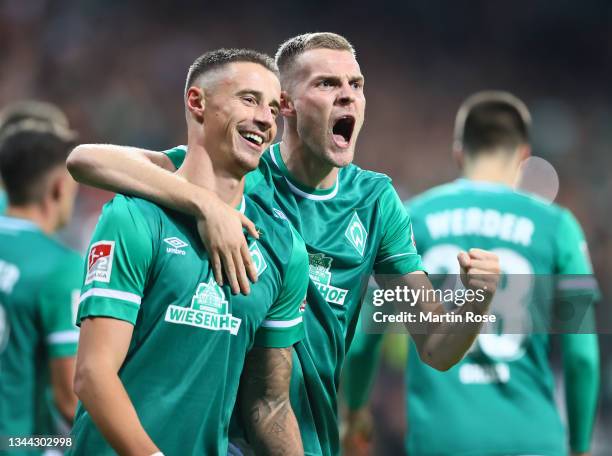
[240,347,303,455]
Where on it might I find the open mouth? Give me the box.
[239,130,265,148]
[332,116,355,148]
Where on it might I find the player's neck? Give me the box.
[463,159,520,187]
[178,140,244,208]
[5,204,57,234]
[462,149,524,187]
[279,133,339,190]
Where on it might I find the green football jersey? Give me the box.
[69,193,308,456]
[405,179,599,456]
[166,144,424,456]
[0,215,81,455]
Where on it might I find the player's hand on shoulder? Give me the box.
[457,248,500,297]
[196,195,259,295]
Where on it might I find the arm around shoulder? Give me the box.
[68,143,260,295]
[67,144,176,186]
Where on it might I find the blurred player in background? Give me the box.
[0,119,81,453]
[70,49,308,456]
[0,101,71,214]
[342,91,600,456]
[66,33,499,456]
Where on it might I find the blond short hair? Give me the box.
[275,33,355,79]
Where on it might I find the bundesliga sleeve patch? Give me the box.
[299,297,307,313]
[85,241,115,284]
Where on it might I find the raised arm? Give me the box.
[67,144,258,294]
[240,347,303,456]
[371,184,497,370]
[376,249,499,371]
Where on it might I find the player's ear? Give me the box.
[186,86,206,124]
[48,168,65,203]
[518,144,531,161]
[452,143,464,169]
[280,91,296,117]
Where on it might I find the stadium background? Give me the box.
[1,0,610,453]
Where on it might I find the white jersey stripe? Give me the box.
[47,330,80,345]
[282,177,339,201]
[375,251,418,265]
[269,146,339,201]
[79,288,142,305]
[261,316,303,328]
[557,277,598,290]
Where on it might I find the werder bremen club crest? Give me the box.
[308,253,348,306]
[165,278,241,335]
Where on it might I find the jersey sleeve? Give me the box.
[38,252,83,358]
[163,145,187,170]
[77,196,154,326]
[253,225,308,348]
[373,183,425,275]
[561,330,600,452]
[555,209,600,300]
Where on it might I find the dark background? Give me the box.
[2,0,610,453]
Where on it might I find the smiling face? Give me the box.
[189,61,281,174]
[284,48,365,168]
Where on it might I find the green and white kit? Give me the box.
[405,179,600,456]
[166,144,424,455]
[0,215,82,455]
[70,193,308,456]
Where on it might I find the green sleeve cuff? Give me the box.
[557,277,601,303]
[77,297,139,326]
[253,322,304,348]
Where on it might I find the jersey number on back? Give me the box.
[422,244,533,361]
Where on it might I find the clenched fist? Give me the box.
[457,248,500,300]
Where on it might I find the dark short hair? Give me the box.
[454,91,531,155]
[275,33,355,77]
[0,121,76,205]
[0,100,70,134]
[184,48,278,96]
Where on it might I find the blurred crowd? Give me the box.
[1,0,610,453]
